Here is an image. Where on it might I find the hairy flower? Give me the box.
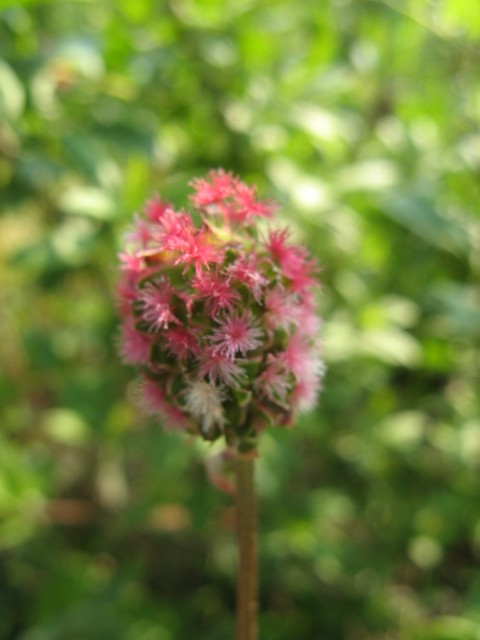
[254,354,291,405]
[197,346,247,387]
[140,376,189,431]
[119,251,145,275]
[117,170,324,449]
[119,319,152,365]
[163,326,198,361]
[184,380,226,438]
[192,270,240,316]
[266,228,317,292]
[189,169,236,208]
[226,256,267,302]
[191,169,275,225]
[139,280,177,331]
[171,228,223,274]
[209,312,263,360]
[264,287,300,330]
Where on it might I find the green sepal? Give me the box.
[149,339,170,367]
[232,388,252,407]
[200,423,222,442]
[242,358,262,380]
[272,326,289,349]
[168,372,187,398]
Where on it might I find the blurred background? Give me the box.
[1,1,480,638]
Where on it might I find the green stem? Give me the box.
[236,453,258,640]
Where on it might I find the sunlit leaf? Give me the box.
[0,60,24,120]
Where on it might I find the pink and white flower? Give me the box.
[139,280,178,331]
[254,354,291,404]
[209,312,263,360]
[184,380,226,437]
[189,169,236,208]
[197,346,247,387]
[264,286,300,330]
[117,170,324,447]
[192,270,240,316]
[227,256,267,302]
[266,228,317,293]
[163,326,198,361]
[140,376,189,431]
[119,319,152,365]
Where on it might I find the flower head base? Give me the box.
[117,170,324,451]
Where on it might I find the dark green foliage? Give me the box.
[1,1,479,638]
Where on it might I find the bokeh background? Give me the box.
[1,1,480,638]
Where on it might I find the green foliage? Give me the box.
[1,1,479,638]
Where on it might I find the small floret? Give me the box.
[139,280,178,330]
[140,376,189,430]
[266,228,317,293]
[192,269,240,316]
[163,326,198,361]
[197,346,247,387]
[184,380,226,437]
[254,354,291,404]
[209,312,263,360]
[227,256,267,302]
[190,169,236,208]
[119,319,152,365]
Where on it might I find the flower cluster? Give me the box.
[117,170,324,451]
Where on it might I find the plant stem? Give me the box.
[236,452,258,640]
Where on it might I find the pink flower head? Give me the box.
[117,170,324,449]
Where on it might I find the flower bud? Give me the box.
[117,170,324,451]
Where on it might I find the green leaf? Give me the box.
[383,191,469,255]
[59,186,116,220]
[0,61,24,120]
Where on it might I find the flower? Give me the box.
[192,269,240,317]
[140,376,190,431]
[119,319,152,365]
[197,346,247,387]
[209,312,263,360]
[117,169,324,450]
[163,326,198,361]
[183,380,226,438]
[254,354,291,405]
[190,169,275,225]
[266,228,317,293]
[189,169,236,208]
[139,280,177,331]
[226,256,267,302]
[264,286,299,330]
